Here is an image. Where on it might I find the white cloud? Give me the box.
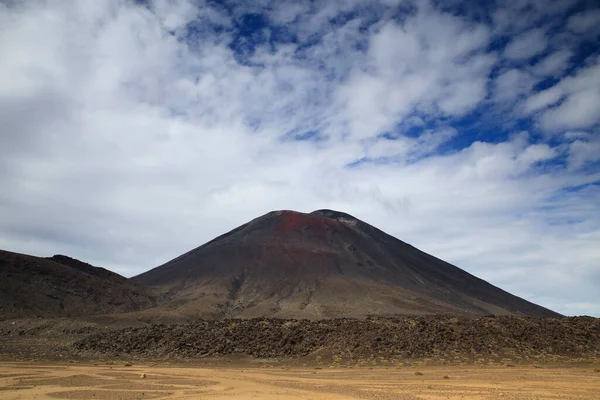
[494,69,537,102]
[492,0,573,35]
[368,138,411,159]
[535,56,600,132]
[438,78,488,115]
[568,9,600,37]
[267,0,312,24]
[522,86,564,115]
[531,49,573,77]
[503,28,548,60]
[0,0,599,317]
[540,90,600,131]
[151,0,200,30]
[367,128,457,161]
[336,5,493,139]
[564,131,589,141]
[568,136,600,169]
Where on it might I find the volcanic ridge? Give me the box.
[0,250,155,320]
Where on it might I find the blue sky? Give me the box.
[0,0,599,316]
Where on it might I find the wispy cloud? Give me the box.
[0,0,598,316]
[504,27,548,60]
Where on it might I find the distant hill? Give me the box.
[46,254,128,283]
[133,209,560,319]
[0,250,155,320]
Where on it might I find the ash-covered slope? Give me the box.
[0,250,156,320]
[133,210,560,319]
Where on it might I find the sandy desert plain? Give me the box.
[0,361,599,400]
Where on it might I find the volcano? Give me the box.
[0,250,155,320]
[133,210,560,319]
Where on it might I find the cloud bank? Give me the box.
[1,0,599,315]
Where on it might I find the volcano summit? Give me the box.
[133,209,559,319]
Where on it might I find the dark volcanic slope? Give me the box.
[0,250,155,320]
[134,210,560,319]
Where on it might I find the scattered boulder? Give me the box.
[74,316,600,362]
